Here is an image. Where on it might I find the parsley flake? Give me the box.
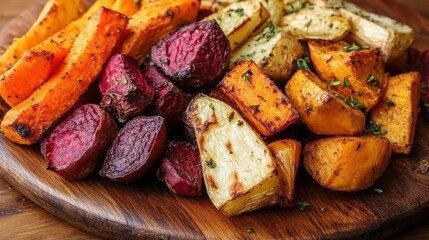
[209,103,215,111]
[343,44,368,52]
[118,78,128,84]
[295,58,310,71]
[373,188,384,194]
[329,79,341,86]
[242,69,253,84]
[256,23,280,41]
[304,19,313,28]
[206,159,216,169]
[246,227,254,233]
[366,122,387,135]
[385,99,395,106]
[343,96,366,112]
[298,201,310,211]
[367,74,379,87]
[344,78,351,88]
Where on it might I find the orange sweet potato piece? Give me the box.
[219,60,299,137]
[0,0,86,75]
[0,40,68,107]
[118,0,200,62]
[1,8,129,145]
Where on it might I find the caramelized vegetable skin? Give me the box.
[1,8,129,145]
[370,72,421,154]
[285,69,365,135]
[219,60,299,137]
[0,0,86,75]
[308,40,385,112]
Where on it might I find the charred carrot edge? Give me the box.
[219,60,299,137]
[1,7,129,145]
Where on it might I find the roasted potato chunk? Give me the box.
[268,139,301,206]
[309,0,414,62]
[285,69,365,135]
[303,135,392,192]
[370,72,421,154]
[308,40,385,112]
[185,94,282,216]
[230,23,305,81]
[219,61,299,137]
[203,0,269,50]
[281,6,350,41]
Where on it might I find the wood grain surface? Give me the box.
[0,0,429,239]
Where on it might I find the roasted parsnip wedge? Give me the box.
[281,6,350,41]
[185,94,282,216]
[370,72,421,154]
[309,0,414,62]
[231,23,305,81]
[285,69,365,135]
[203,0,269,50]
[304,135,392,192]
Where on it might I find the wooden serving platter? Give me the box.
[0,0,429,239]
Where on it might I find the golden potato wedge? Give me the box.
[281,6,350,41]
[370,72,421,154]
[230,23,305,81]
[0,0,86,75]
[203,0,269,50]
[268,139,301,207]
[308,40,385,112]
[285,69,365,135]
[309,0,414,62]
[303,135,392,192]
[219,61,299,137]
[185,94,282,216]
[119,0,200,62]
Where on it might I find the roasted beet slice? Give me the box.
[100,116,166,183]
[99,54,154,123]
[157,141,202,196]
[141,59,190,131]
[151,19,230,90]
[41,104,118,180]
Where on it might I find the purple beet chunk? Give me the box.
[99,54,154,123]
[100,116,167,183]
[141,58,190,131]
[151,19,230,90]
[41,104,118,180]
[157,141,202,196]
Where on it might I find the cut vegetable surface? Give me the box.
[41,104,118,180]
[304,135,392,192]
[185,94,282,216]
[1,7,129,145]
[220,60,299,137]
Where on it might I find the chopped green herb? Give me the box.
[256,23,280,41]
[118,78,128,84]
[290,2,306,13]
[209,103,215,111]
[233,8,244,17]
[246,227,254,233]
[353,11,365,17]
[297,201,310,211]
[242,69,253,84]
[329,78,341,86]
[295,58,310,71]
[358,91,363,96]
[326,5,340,10]
[373,188,384,194]
[367,74,379,86]
[206,159,216,168]
[366,122,387,135]
[182,21,189,26]
[216,16,222,21]
[385,99,395,106]
[343,44,368,52]
[328,23,334,28]
[344,78,351,88]
[343,96,366,112]
[304,19,313,28]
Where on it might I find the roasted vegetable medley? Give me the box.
[0,0,427,217]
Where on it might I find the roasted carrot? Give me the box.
[0,40,68,107]
[0,0,86,75]
[1,7,129,145]
[118,0,200,62]
[219,60,299,137]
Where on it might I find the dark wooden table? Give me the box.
[0,0,428,239]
